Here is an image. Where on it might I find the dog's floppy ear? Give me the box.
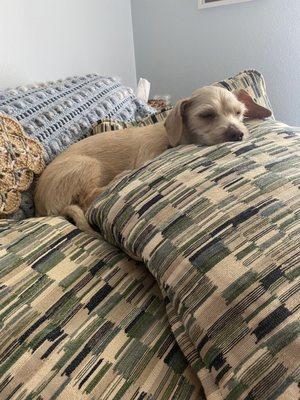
[164,98,190,147]
[234,89,272,120]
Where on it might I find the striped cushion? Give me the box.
[92,106,173,135]
[214,69,274,118]
[0,217,201,399]
[88,118,300,399]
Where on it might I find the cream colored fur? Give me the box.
[35,86,248,233]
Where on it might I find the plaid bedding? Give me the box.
[0,218,202,399]
[88,119,300,399]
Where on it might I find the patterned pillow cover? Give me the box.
[88,118,300,399]
[92,106,173,134]
[0,115,45,217]
[0,74,154,164]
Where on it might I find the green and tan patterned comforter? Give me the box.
[0,118,299,400]
[0,218,202,399]
[88,119,300,399]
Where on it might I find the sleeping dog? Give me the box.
[35,86,270,233]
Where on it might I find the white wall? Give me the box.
[131,0,300,125]
[0,0,137,89]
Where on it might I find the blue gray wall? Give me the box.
[131,0,300,125]
[0,0,136,89]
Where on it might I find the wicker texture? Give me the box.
[0,115,44,216]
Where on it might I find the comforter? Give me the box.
[0,119,299,400]
[88,119,300,400]
[0,217,202,399]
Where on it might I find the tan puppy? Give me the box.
[35,86,248,233]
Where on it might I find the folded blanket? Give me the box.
[88,119,300,399]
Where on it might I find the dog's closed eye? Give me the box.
[200,112,216,119]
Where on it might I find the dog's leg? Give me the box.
[62,205,96,235]
[80,187,106,211]
[81,170,132,212]
[110,170,131,185]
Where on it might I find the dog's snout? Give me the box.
[226,126,244,142]
[231,131,243,141]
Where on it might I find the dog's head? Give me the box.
[165,86,249,146]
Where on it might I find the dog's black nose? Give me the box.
[231,131,243,141]
[226,127,244,142]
